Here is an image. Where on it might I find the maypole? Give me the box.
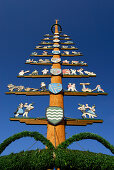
[47,20,65,147]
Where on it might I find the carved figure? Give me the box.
[64,41,73,44]
[18,70,30,76]
[62,69,70,75]
[42,69,49,75]
[94,85,104,92]
[68,83,77,91]
[72,51,78,54]
[80,61,87,65]
[36,46,42,48]
[71,46,75,49]
[62,60,70,64]
[70,69,77,75]
[40,82,46,91]
[62,46,68,48]
[44,37,49,40]
[26,59,34,63]
[14,103,24,117]
[7,84,24,92]
[29,70,38,75]
[23,103,34,117]
[71,61,79,64]
[47,45,52,48]
[63,34,68,36]
[84,71,96,76]
[39,59,50,63]
[78,104,97,118]
[24,87,39,92]
[80,83,92,92]
[42,51,48,55]
[31,52,37,55]
[65,37,70,39]
[77,68,84,75]
[64,51,69,55]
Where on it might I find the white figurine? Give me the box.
[42,69,49,75]
[44,37,49,40]
[7,84,24,92]
[40,82,46,91]
[31,52,37,55]
[78,104,97,118]
[23,103,34,117]
[62,69,70,75]
[80,61,87,65]
[62,60,70,64]
[24,87,39,92]
[71,46,75,49]
[80,83,92,92]
[65,37,70,39]
[26,59,34,63]
[62,46,68,48]
[94,85,104,93]
[36,46,42,48]
[67,83,77,91]
[77,68,84,75]
[42,51,48,55]
[18,70,30,76]
[64,51,69,55]
[71,61,79,64]
[14,103,24,117]
[29,70,38,75]
[72,51,78,54]
[70,69,77,75]
[84,71,96,76]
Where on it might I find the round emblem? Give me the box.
[46,106,64,125]
[50,68,62,75]
[52,50,60,54]
[51,58,61,63]
[53,44,60,48]
[53,39,60,43]
[48,83,62,94]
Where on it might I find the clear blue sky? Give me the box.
[0,0,114,156]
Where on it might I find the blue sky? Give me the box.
[0,0,114,156]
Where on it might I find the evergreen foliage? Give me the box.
[0,131,54,154]
[0,149,114,170]
[0,131,114,169]
[58,132,114,154]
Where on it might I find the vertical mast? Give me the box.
[47,20,65,147]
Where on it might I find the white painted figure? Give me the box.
[29,70,38,75]
[62,60,70,64]
[14,103,24,117]
[40,82,46,91]
[44,37,49,40]
[26,59,34,63]
[31,52,37,55]
[78,104,97,118]
[62,46,68,48]
[80,83,92,92]
[67,83,78,91]
[72,51,78,54]
[62,69,70,75]
[36,46,42,48]
[94,85,104,92]
[64,51,69,55]
[42,69,49,75]
[23,103,34,117]
[84,71,96,76]
[7,84,24,92]
[70,69,77,75]
[42,51,48,55]
[71,61,79,64]
[77,68,84,75]
[18,70,30,76]
[71,46,75,49]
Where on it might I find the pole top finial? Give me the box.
[55,19,59,24]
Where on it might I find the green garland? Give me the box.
[58,132,114,154]
[0,131,114,169]
[0,131,54,154]
[0,149,113,170]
